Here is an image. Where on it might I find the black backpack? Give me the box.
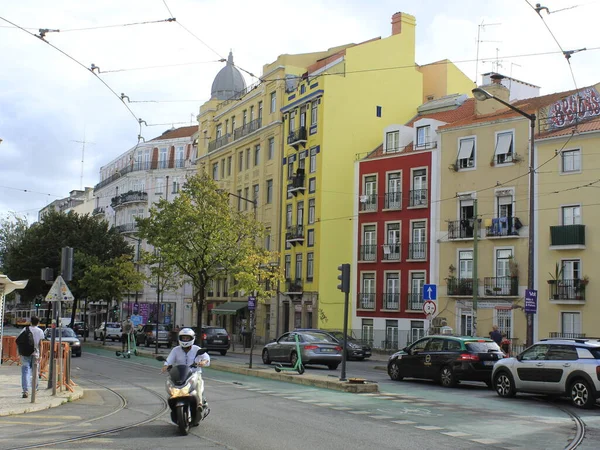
[16,326,35,356]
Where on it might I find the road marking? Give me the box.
[15,414,82,419]
[411,402,433,406]
[392,399,412,403]
[442,431,471,437]
[283,397,302,400]
[391,420,417,425]
[298,400,320,403]
[374,396,396,399]
[358,393,379,396]
[348,411,371,415]
[369,415,394,420]
[0,421,65,426]
[330,407,352,410]
[314,403,335,407]
[471,438,501,445]
[415,425,444,431]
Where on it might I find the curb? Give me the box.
[0,386,84,417]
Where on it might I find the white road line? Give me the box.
[283,397,302,400]
[330,407,352,410]
[415,425,444,431]
[348,411,371,415]
[392,399,413,403]
[471,438,501,445]
[314,403,335,407]
[442,431,471,437]
[369,415,394,420]
[391,420,417,425]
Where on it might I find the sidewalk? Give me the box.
[0,363,84,417]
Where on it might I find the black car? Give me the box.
[295,329,372,360]
[192,326,230,355]
[387,335,506,387]
[71,321,89,338]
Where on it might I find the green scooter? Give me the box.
[116,332,138,358]
[274,333,305,374]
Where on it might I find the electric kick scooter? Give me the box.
[274,333,305,374]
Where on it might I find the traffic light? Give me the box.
[337,263,350,294]
[112,305,118,314]
[34,299,41,308]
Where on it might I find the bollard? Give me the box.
[31,359,38,403]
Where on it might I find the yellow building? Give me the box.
[535,83,600,340]
[279,12,474,331]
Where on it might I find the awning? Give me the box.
[457,138,474,160]
[495,133,513,155]
[211,301,247,315]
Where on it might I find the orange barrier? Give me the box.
[1,336,20,365]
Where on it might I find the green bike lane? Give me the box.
[82,345,596,450]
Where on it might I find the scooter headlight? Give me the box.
[169,384,191,398]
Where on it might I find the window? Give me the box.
[270,92,276,113]
[562,205,581,225]
[216,124,223,138]
[495,309,512,339]
[284,255,291,279]
[296,201,304,226]
[520,344,550,361]
[265,229,271,251]
[360,273,375,309]
[561,149,581,173]
[386,131,399,153]
[245,148,251,170]
[286,204,292,228]
[562,259,581,281]
[238,151,243,172]
[410,169,427,206]
[308,199,315,224]
[307,229,315,246]
[227,156,232,176]
[496,249,513,279]
[268,137,275,160]
[457,137,475,169]
[376,106,382,117]
[225,119,229,134]
[243,110,247,126]
[159,147,168,169]
[384,223,400,260]
[295,254,302,280]
[289,111,296,134]
[172,177,180,194]
[231,115,236,131]
[460,309,473,336]
[497,194,513,219]
[362,175,377,211]
[385,320,399,349]
[221,158,226,179]
[459,250,473,279]
[143,149,150,168]
[309,177,316,193]
[287,160,294,179]
[266,179,273,204]
[155,177,164,194]
[250,106,254,122]
[254,145,260,166]
[244,187,249,210]
[311,101,318,126]
[361,225,376,261]
[253,184,259,206]
[307,253,314,281]
[409,272,425,310]
[416,125,431,148]
[212,162,219,180]
[494,131,514,164]
[176,146,184,167]
[300,84,306,95]
[562,312,581,335]
[237,190,242,211]
[410,321,425,344]
[309,148,317,173]
[386,172,401,209]
[384,273,400,310]
[258,101,263,120]
[410,221,426,260]
[362,319,374,345]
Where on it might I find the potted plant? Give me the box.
[508,257,518,277]
[547,262,563,285]
[445,265,457,293]
[448,162,459,172]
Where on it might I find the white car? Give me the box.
[94,322,121,341]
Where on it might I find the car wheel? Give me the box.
[145,340,150,348]
[570,379,595,409]
[354,357,365,361]
[100,333,105,341]
[262,349,271,365]
[440,366,457,387]
[494,371,516,398]
[388,361,404,381]
[220,350,227,356]
[327,363,339,370]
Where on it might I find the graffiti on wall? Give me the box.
[548,87,600,129]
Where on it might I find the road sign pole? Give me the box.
[472,198,479,337]
[247,296,256,369]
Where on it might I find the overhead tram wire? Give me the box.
[100,60,224,74]
[0,18,176,32]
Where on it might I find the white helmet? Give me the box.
[178,328,196,348]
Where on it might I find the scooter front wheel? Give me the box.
[176,405,190,436]
[297,364,305,375]
[274,366,282,373]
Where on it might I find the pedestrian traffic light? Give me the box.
[337,263,350,294]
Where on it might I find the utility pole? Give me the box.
[337,264,350,382]
[472,199,479,337]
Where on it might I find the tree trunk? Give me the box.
[196,284,205,346]
[70,298,78,329]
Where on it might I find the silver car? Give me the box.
[262,331,343,370]
[492,338,600,408]
[44,327,82,357]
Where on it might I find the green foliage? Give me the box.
[79,254,146,303]
[0,213,29,272]
[140,250,183,295]
[233,248,284,304]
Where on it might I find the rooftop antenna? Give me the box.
[71,129,95,190]
[508,62,522,95]
[492,48,504,73]
[475,20,501,84]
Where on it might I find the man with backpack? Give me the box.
[16,316,45,398]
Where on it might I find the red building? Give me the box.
[352,95,474,349]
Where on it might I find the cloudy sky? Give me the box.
[1,0,599,222]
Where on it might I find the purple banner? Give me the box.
[525,289,537,314]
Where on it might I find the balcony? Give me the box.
[285,225,304,245]
[92,206,105,216]
[549,279,587,302]
[483,276,518,296]
[409,189,428,207]
[287,126,307,148]
[287,171,305,196]
[115,222,138,234]
[111,191,148,208]
[358,293,376,309]
[233,118,262,140]
[550,225,586,249]
[384,192,402,210]
[406,293,424,311]
[382,244,401,261]
[359,194,377,212]
[208,133,232,152]
[359,245,377,262]
[447,219,474,240]
[284,279,303,294]
[485,216,522,238]
[447,278,475,296]
[408,243,426,260]
[549,332,586,339]
[382,292,400,310]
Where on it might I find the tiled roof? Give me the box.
[537,116,600,139]
[149,125,198,142]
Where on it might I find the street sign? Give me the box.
[423,284,437,301]
[247,296,256,311]
[525,289,537,314]
[423,300,437,316]
[45,276,74,302]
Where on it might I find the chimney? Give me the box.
[391,12,403,35]
[474,74,511,116]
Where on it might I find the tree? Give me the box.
[0,213,29,273]
[234,248,284,308]
[140,249,182,324]
[137,172,278,334]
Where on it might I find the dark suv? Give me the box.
[192,326,230,355]
[387,335,506,387]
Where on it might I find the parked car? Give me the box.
[94,322,121,341]
[492,338,600,409]
[190,326,230,355]
[262,330,343,370]
[296,329,372,360]
[135,324,171,348]
[387,335,505,387]
[71,321,89,338]
[44,327,82,357]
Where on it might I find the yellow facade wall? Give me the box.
[419,60,475,103]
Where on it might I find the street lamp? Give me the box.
[472,87,536,347]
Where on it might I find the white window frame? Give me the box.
[386,130,400,153]
[295,253,302,280]
[561,311,582,335]
[309,177,316,193]
[458,249,474,280]
[494,129,515,165]
[268,137,275,160]
[494,308,513,339]
[270,92,276,114]
[307,229,315,247]
[383,271,400,310]
[311,101,318,126]
[307,252,314,280]
[560,148,582,174]
[416,125,431,148]
[308,198,315,224]
[561,204,582,225]
[456,136,476,170]
[159,147,168,169]
[309,147,317,173]
[385,170,402,209]
[360,272,376,309]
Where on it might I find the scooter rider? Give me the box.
[162,328,210,418]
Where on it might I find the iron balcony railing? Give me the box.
[549,332,586,339]
[409,189,428,207]
[384,192,402,209]
[406,293,424,311]
[92,206,105,216]
[486,216,523,237]
[359,194,377,212]
[359,244,377,262]
[208,133,232,152]
[285,279,303,293]
[358,293,376,309]
[382,292,400,310]
[447,278,476,296]
[382,244,401,261]
[111,191,148,208]
[285,225,304,241]
[408,243,426,260]
[448,219,475,239]
[287,126,307,146]
[484,276,519,296]
[93,160,185,192]
[115,222,138,234]
[287,172,305,193]
[233,118,262,140]
[549,279,587,300]
[550,224,586,246]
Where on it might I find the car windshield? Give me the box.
[45,328,77,338]
[106,323,120,328]
[302,332,339,343]
[465,341,502,352]
[206,328,227,335]
[330,331,357,342]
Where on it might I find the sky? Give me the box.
[1,0,599,222]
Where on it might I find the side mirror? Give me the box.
[516,354,523,361]
[402,347,408,353]
[156,355,166,362]
[195,348,207,357]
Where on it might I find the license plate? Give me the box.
[365,352,371,356]
[483,361,495,366]
[212,340,223,344]
[321,348,335,353]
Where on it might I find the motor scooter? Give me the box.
[157,349,209,436]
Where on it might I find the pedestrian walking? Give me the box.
[489,325,503,346]
[121,315,134,352]
[16,316,44,398]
